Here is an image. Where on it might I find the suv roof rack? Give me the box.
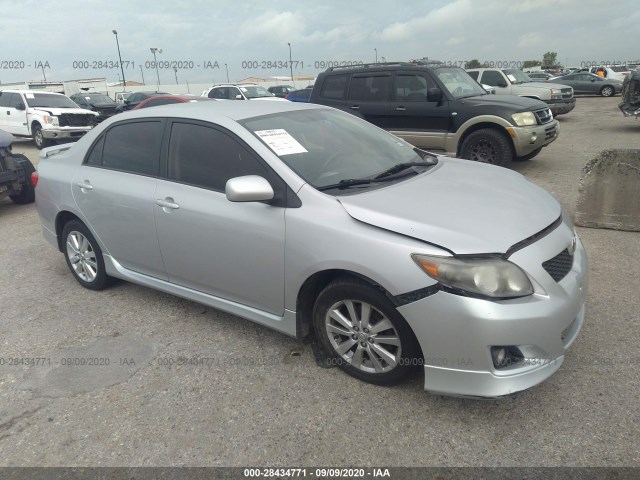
[327,61,450,71]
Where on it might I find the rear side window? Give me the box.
[167,122,269,192]
[319,74,348,99]
[0,92,14,108]
[348,75,392,102]
[99,121,163,175]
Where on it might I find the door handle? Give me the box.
[395,106,406,111]
[349,105,360,110]
[156,198,180,210]
[74,181,93,191]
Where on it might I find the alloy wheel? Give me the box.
[66,231,98,282]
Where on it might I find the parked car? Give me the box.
[268,85,296,98]
[467,68,575,116]
[285,88,312,102]
[201,84,287,101]
[34,101,587,398]
[548,73,623,97]
[619,70,640,117]
[583,66,627,82]
[310,62,559,166]
[0,129,35,204]
[527,72,553,81]
[115,91,169,113]
[133,95,214,109]
[0,90,98,149]
[114,92,132,104]
[69,93,118,122]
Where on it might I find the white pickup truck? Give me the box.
[0,90,98,149]
[467,68,576,116]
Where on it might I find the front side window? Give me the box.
[167,122,269,192]
[394,74,434,102]
[100,121,163,176]
[479,70,504,87]
[9,94,24,109]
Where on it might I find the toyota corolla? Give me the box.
[34,101,588,398]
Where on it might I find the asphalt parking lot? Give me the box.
[1,97,639,467]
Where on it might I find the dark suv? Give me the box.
[69,93,118,122]
[310,62,560,165]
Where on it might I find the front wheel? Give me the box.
[32,125,53,150]
[313,277,421,386]
[8,154,35,204]
[599,86,615,97]
[62,220,113,290]
[459,128,513,167]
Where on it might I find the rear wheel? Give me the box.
[599,86,614,97]
[514,147,542,162]
[32,124,53,149]
[62,220,113,290]
[8,154,35,204]
[313,277,421,386]
[459,128,513,167]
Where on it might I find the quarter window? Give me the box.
[320,74,348,100]
[167,122,269,192]
[100,121,162,175]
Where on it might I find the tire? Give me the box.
[313,276,421,386]
[8,154,35,204]
[599,86,615,97]
[61,220,113,290]
[32,124,52,150]
[514,147,542,162]
[459,128,513,167]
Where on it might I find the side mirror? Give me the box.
[590,78,596,82]
[426,88,443,102]
[496,80,508,88]
[15,103,26,111]
[226,175,274,202]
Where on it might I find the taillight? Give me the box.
[31,171,38,187]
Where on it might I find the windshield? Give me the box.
[503,69,533,84]
[431,68,487,98]
[25,93,80,108]
[241,109,433,191]
[84,94,113,103]
[240,86,274,99]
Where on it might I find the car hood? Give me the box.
[250,97,288,101]
[458,94,548,112]
[337,158,561,255]
[525,81,573,90]
[32,107,98,116]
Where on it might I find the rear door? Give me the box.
[0,92,13,130]
[345,72,393,129]
[72,119,167,279]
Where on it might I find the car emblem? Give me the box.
[567,236,577,256]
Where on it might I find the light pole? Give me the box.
[174,67,178,85]
[41,64,47,82]
[140,65,145,85]
[112,30,127,91]
[150,47,162,91]
[288,43,293,82]
[374,48,378,64]
[225,63,229,83]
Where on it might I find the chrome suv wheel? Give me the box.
[313,277,421,385]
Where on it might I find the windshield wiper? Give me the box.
[373,160,437,179]
[317,178,386,191]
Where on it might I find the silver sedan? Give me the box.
[34,101,588,398]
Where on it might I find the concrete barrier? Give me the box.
[575,149,640,231]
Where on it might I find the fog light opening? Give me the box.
[491,346,524,369]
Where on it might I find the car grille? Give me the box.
[533,108,553,124]
[542,248,573,282]
[544,123,558,140]
[561,88,573,99]
[58,114,94,127]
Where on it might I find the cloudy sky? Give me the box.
[1,0,638,85]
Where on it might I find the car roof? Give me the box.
[114,98,326,122]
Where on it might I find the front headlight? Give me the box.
[511,111,537,127]
[43,115,59,126]
[550,88,563,100]
[412,254,534,299]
